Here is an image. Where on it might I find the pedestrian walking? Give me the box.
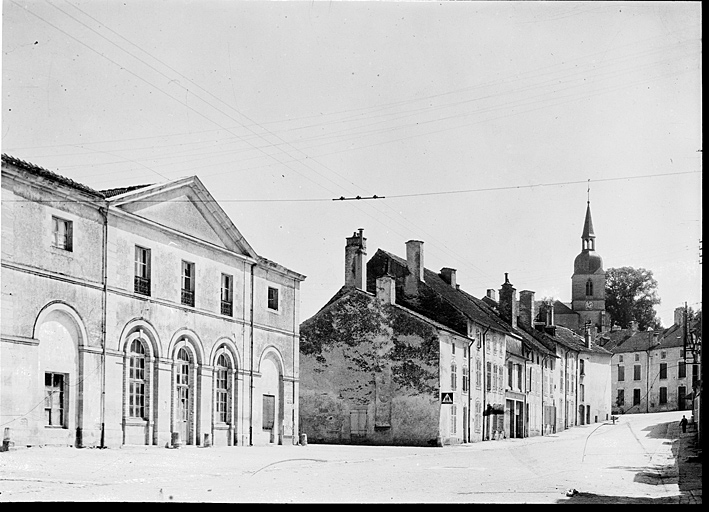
[679,415,688,433]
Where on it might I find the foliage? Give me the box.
[605,267,661,330]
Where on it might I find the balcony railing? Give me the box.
[134,276,151,296]
[181,289,194,307]
[221,301,233,317]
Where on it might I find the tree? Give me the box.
[605,267,661,330]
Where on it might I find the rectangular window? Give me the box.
[635,353,640,362]
[476,359,482,388]
[134,246,151,296]
[267,286,279,311]
[679,361,687,378]
[633,389,641,406]
[508,361,513,388]
[580,384,585,402]
[450,405,457,435]
[634,365,641,381]
[617,389,625,406]
[579,359,585,376]
[619,355,624,363]
[498,366,503,391]
[216,367,228,423]
[452,343,455,355]
[517,364,522,391]
[52,216,73,251]
[181,261,195,306]
[221,273,233,316]
[692,364,699,386]
[486,361,492,392]
[262,394,275,430]
[462,366,469,393]
[659,387,667,404]
[618,365,625,382]
[44,373,66,427]
[660,351,666,359]
[659,363,667,380]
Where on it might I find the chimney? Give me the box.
[629,320,638,334]
[545,303,555,327]
[584,322,592,348]
[486,289,496,301]
[439,267,457,288]
[674,307,685,327]
[519,290,535,327]
[376,275,396,305]
[404,240,424,296]
[498,273,517,329]
[344,229,366,290]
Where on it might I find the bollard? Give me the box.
[203,433,211,447]
[1,427,11,452]
[171,431,182,448]
[299,433,307,446]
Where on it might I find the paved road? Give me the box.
[0,410,698,503]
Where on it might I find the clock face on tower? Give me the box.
[586,300,593,310]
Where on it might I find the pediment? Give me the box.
[108,177,257,258]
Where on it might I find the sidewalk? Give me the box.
[676,422,702,505]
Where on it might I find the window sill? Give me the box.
[44,425,68,429]
[213,423,231,430]
[124,418,148,426]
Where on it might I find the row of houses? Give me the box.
[298,230,613,446]
[1,154,700,450]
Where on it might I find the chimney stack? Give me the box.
[344,229,366,290]
[404,240,424,295]
[629,320,639,334]
[519,290,535,327]
[376,275,396,305]
[439,268,457,288]
[498,273,518,329]
[486,289,497,301]
[674,307,685,327]
[584,322,592,348]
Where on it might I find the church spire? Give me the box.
[582,201,595,245]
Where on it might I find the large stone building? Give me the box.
[1,154,305,448]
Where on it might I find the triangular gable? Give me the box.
[107,176,257,259]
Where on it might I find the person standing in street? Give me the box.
[679,415,688,433]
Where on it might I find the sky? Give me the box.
[1,1,702,328]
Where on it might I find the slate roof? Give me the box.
[2,154,104,198]
[376,249,511,336]
[601,323,690,353]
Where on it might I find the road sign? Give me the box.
[441,392,453,404]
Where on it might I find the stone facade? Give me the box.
[1,154,305,448]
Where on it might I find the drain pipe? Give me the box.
[249,262,256,446]
[481,325,490,441]
[99,204,109,448]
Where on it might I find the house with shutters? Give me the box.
[299,230,517,446]
[600,308,700,416]
[1,154,305,449]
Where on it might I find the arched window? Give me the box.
[129,339,146,419]
[586,279,593,296]
[215,354,230,424]
[176,347,191,429]
[451,362,457,390]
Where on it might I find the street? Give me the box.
[0,410,698,503]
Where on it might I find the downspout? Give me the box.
[541,355,545,436]
[467,337,473,443]
[249,262,256,446]
[292,281,297,445]
[99,204,109,448]
[481,325,490,441]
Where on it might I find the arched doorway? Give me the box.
[175,347,193,445]
[34,303,86,447]
[258,348,284,445]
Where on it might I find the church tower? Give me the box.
[570,200,609,332]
